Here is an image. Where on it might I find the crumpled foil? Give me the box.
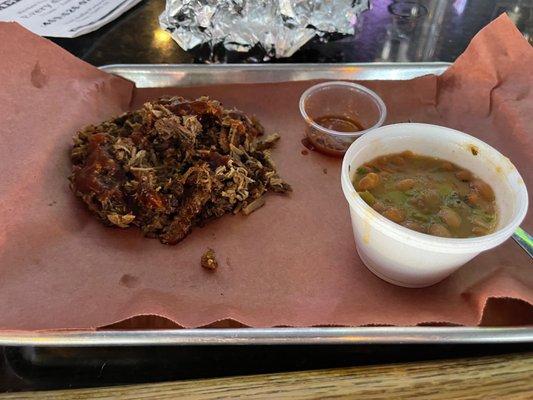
[159,0,371,58]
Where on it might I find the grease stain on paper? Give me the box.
[120,274,139,288]
[30,62,48,88]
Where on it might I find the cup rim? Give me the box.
[340,123,529,253]
[299,81,387,138]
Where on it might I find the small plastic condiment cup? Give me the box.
[341,123,528,288]
[299,81,387,157]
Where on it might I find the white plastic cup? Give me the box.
[341,123,529,288]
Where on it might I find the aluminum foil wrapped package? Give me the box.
[159,0,371,58]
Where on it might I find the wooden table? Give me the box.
[2,352,531,399]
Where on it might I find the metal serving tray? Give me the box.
[1,63,530,347]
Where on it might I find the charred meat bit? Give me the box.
[201,248,218,271]
[69,96,291,245]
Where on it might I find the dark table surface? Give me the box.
[2,0,533,393]
[50,0,533,65]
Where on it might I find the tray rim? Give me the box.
[0,327,531,346]
[3,62,528,347]
[99,61,453,70]
[99,62,452,86]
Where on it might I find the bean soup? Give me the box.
[354,151,497,238]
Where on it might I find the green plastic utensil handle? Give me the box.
[512,227,533,259]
